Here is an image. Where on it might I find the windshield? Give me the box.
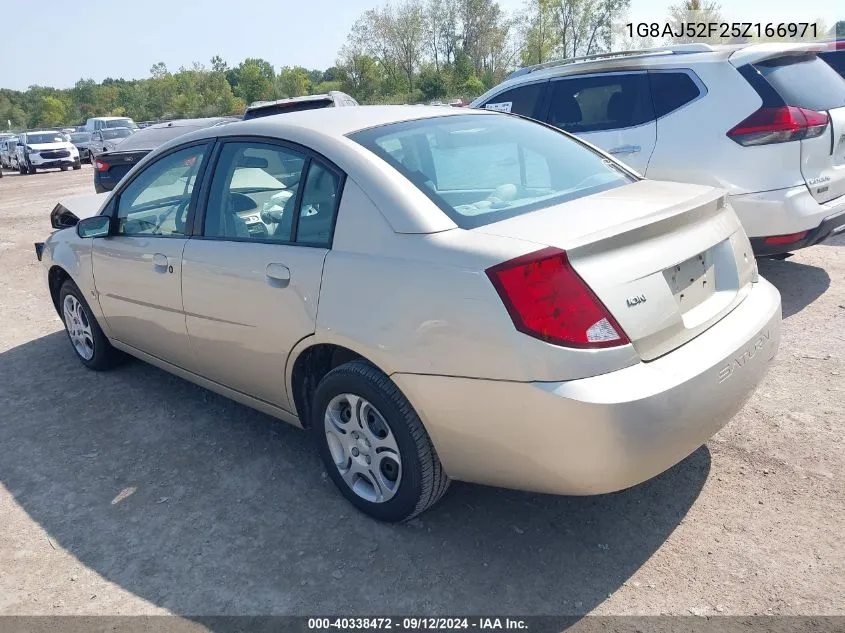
[71,133,91,143]
[104,118,138,129]
[102,128,134,140]
[26,133,65,144]
[349,114,634,229]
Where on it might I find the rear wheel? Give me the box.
[311,360,449,522]
[60,165,69,171]
[59,280,123,370]
[72,160,81,170]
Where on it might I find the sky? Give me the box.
[0,0,841,91]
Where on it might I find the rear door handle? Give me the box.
[152,253,168,268]
[608,144,641,155]
[266,263,291,287]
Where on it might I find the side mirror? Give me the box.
[77,215,111,239]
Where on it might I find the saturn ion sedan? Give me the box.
[38,106,782,522]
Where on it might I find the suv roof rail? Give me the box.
[507,43,716,79]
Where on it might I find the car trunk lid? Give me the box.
[473,180,757,360]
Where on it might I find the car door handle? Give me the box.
[266,263,291,287]
[152,253,168,268]
[608,144,641,155]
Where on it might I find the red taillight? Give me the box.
[94,160,109,172]
[764,230,809,245]
[486,247,629,349]
[727,106,829,146]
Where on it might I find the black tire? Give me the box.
[311,360,450,522]
[27,161,36,174]
[58,279,123,370]
[61,165,69,171]
[72,161,82,170]
[19,162,26,175]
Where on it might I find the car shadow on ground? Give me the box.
[0,332,710,616]
[757,257,831,319]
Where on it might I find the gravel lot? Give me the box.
[0,166,843,618]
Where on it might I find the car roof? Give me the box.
[141,106,495,235]
[194,105,486,140]
[471,41,834,106]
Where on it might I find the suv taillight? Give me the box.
[486,247,629,349]
[727,106,829,146]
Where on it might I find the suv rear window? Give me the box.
[244,100,334,120]
[754,54,845,111]
[820,49,845,78]
[349,113,634,229]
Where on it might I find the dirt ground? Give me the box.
[0,166,842,619]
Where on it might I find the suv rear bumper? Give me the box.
[750,208,845,256]
[731,184,845,253]
[394,278,781,496]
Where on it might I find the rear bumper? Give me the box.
[394,278,781,496]
[750,208,845,256]
[730,184,845,252]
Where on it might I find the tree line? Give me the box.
[2,0,841,130]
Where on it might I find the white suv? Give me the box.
[472,42,845,256]
[16,131,81,174]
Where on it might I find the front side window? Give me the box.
[546,72,654,133]
[350,113,634,229]
[481,82,547,119]
[204,142,307,241]
[116,144,208,236]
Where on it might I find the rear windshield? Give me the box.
[243,99,333,120]
[754,53,845,111]
[116,125,205,151]
[349,113,634,229]
[820,50,845,78]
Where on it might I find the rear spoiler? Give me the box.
[729,42,833,67]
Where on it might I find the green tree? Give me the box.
[278,66,311,97]
[38,96,68,126]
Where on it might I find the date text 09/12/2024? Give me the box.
[307,618,528,630]
[625,22,819,40]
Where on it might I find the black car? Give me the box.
[69,132,92,162]
[93,117,239,192]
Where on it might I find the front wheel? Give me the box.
[311,360,450,522]
[27,161,36,174]
[59,280,123,370]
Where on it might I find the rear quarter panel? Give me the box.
[307,180,639,382]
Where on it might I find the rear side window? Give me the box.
[754,54,845,111]
[649,71,702,117]
[546,72,654,133]
[820,50,845,78]
[481,82,546,119]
